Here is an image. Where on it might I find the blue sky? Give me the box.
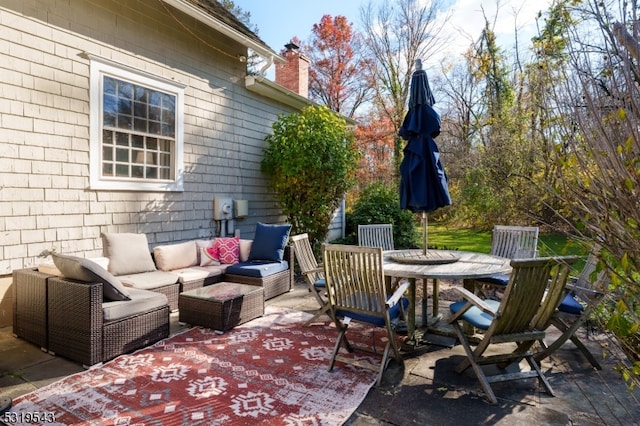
[232,0,364,52]
[232,0,552,65]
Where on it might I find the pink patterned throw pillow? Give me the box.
[213,236,240,264]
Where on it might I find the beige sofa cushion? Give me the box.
[102,233,156,276]
[153,241,198,271]
[171,266,225,284]
[102,288,168,321]
[118,270,179,290]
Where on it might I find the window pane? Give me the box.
[117,113,132,129]
[162,93,174,110]
[135,86,147,102]
[102,129,114,144]
[104,76,116,95]
[117,81,132,99]
[158,168,170,179]
[115,164,129,177]
[149,121,160,134]
[132,150,144,164]
[103,146,113,161]
[149,91,161,106]
[116,133,128,146]
[134,119,146,132]
[102,163,113,176]
[132,165,144,178]
[134,101,147,119]
[160,153,171,166]
[116,148,129,162]
[103,94,117,126]
[149,105,161,121]
[131,134,144,149]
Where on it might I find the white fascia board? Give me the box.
[245,76,358,127]
[245,75,314,110]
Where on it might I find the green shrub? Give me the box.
[344,183,418,249]
[261,105,360,247]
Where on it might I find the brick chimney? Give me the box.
[275,42,309,98]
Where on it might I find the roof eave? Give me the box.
[245,76,358,127]
[162,0,284,64]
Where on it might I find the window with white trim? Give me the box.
[89,57,185,191]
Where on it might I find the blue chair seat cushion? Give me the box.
[558,292,584,315]
[449,299,501,330]
[225,260,289,278]
[336,293,409,327]
[476,273,510,286]
[314,278,326,288]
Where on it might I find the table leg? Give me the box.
[408,277,416,340]
[421,279,427,327]
[432,278,439,317]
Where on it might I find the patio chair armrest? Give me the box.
[386,280,410,307]
[302,266,323,276]
[565,283,604,303]
[453,286,496,315]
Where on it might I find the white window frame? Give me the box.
[89,56,185,191]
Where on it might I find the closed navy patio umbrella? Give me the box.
[399,60,451,255]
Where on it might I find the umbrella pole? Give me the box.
[423,212,428,255]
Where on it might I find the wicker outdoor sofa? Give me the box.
[101,230,294,305]
[12,225,293,366]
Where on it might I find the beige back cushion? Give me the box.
[153,241,198,271]
[102,233,157,276]
[239,239,252,262]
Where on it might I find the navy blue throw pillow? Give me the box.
[248,222,292,262]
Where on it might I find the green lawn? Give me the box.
[424,224,588,270]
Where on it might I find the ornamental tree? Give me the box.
[261,105,360,246]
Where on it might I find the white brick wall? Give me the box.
[0,0,294,285]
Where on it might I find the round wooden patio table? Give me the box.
[383,249,512,341]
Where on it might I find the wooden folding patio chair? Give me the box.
[290,233,336,326]
[474,225,540,292]
[532,248,607,369]
[358,224,395,251]
[323,243,410,386]
[489,225,540,259]
[448,256,577,404]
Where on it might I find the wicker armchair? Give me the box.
[46,276,170,367]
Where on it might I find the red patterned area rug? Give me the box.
[10,307,384,425]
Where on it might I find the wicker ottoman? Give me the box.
[178,282,264,331]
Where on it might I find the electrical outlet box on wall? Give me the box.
[213,197,233,220]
